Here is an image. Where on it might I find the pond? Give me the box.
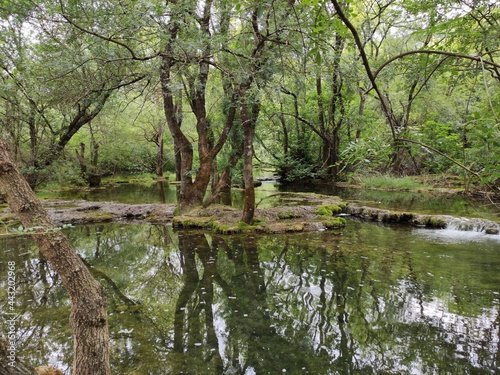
[1,220,499,374]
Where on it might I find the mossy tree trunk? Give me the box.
[0,140,110,375]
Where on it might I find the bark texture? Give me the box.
[0,140,110,375]
[240,99,255,224]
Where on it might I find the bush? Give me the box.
[276,155,318,182]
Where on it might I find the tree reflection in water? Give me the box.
[1,222,499,374]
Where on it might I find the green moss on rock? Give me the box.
[212,221,242,234]
[322,217,347,229]
[172,216,214,229]
[277,209,303,220]
[315,204,342,216]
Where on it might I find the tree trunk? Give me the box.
[174,142,182,182]
[203,149,241,207]
[75,142,101,187]
[322,130,340,178]
[156,120,165,178]
[0,140,110,375]
[240,99,255,224]
[279,103,289,157]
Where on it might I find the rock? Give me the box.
[485,228,499,235]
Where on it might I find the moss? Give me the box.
[315,204,342,216]
[278,209,302,220]
[0,213,20,226]
[212,221,242,234]
[235,218,265,230]
[173,206,182,216]
[264,222,305,233]
[253,217,264,225]
[115,305,129,312]
[322,217,346,229]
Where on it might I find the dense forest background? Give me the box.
[1,0,499,195]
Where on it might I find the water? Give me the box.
[38,180,500,221]
[38,181,178,204]
[1,221,499,374]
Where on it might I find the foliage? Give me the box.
[415,119,462,173]
[339,136,393,176]
[276,154,319,182]
[469,117,500,185]
[0,0,499,192]
[47,159,87,188]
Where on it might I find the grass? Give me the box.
[102,173,165,184]
[359,175,425,190]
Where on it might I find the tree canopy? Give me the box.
[1,0,499,195]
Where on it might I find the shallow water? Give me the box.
[38,180,500,221]
[1,221,499,374]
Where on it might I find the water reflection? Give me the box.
[1,222,499,374]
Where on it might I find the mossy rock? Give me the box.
[213,218,267,234]
[315,204,342,216]
[172,216,214,229]
[212,221,242,234]
[322,217,347,229]
[380,211,415,223]
[418,216,448,229]
[264,222,305,233]
[277,209,303,220]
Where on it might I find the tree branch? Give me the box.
[59,2,159,62]
[373,50,500,80]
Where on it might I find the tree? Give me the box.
[0,3,145,187]
[0,139,110,375]
[3,0,500,197]
[331,0,500,180]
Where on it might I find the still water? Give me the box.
[38,180,500,220]
[1,220,499,374]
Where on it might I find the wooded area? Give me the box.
[0,1,499,371]
[2,0,500,214]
